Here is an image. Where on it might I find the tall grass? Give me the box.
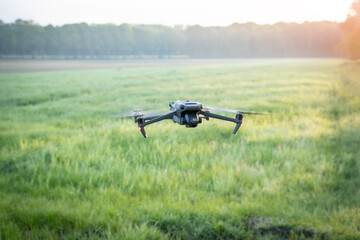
[0,59,359,239]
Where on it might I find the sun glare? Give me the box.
[0,0,355,26]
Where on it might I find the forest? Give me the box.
[0,20,342,58]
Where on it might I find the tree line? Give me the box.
[0,19,343,58]
[339,0,360,60]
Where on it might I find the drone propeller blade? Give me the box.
[108,109,142,118]
[108,114,134,119]
[204,106,269,115]
[108,109,161,119]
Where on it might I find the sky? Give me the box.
[0,0,355,26]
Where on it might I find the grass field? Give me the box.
[0,59,359,239]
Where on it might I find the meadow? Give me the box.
[0,59,359,239]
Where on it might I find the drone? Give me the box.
[115,100,268,138]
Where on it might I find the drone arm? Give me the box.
[140,111,176,127]
[144,115,164,120]
[135,112,176,138]
[199,111,243,134]
[199,111,239,123]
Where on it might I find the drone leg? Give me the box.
[136,118,147,138]
[138,126,147,138]
[233,122,242,134]
[233,114,243,134]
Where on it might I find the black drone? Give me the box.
[116,100,267,138]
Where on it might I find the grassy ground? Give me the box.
[0,59,359,239]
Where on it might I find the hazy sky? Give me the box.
[0,0,355,26]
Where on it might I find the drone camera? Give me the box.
[184,113,200,128]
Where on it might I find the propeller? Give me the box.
[108,109,144,119]
[203,106,270,115]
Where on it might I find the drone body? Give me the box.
[132,100,265,138]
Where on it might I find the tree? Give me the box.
[0,19,343,58]
[340,0,360,59]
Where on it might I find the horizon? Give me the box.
[0,0,354,27]
[0,18,344,28]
